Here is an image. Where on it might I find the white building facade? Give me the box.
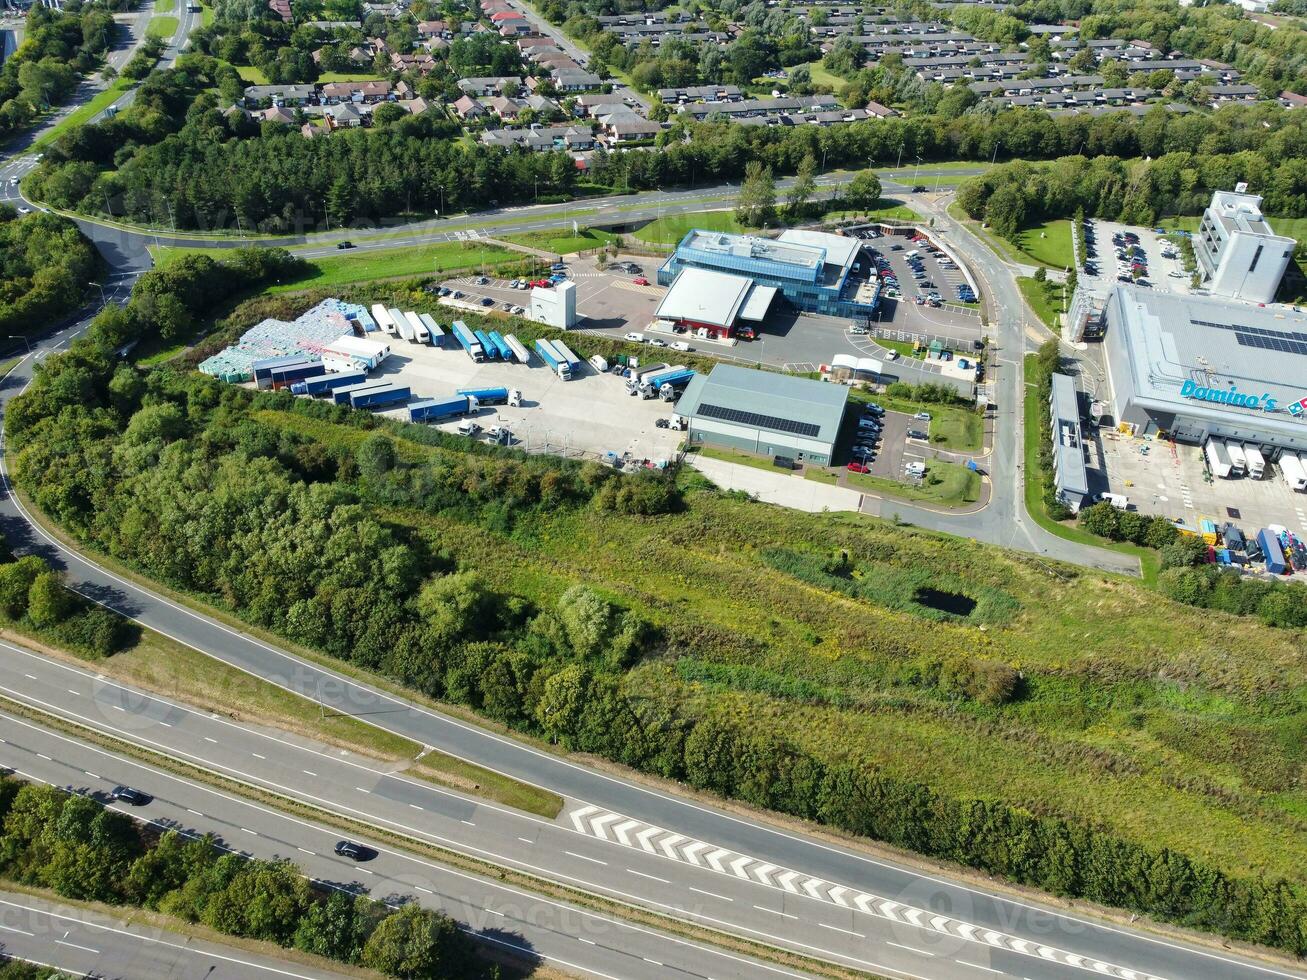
[1194,189,1295,304]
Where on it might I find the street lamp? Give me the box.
[7,335,30,354]
[88,281,106,305]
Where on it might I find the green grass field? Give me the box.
[146,15,179,37]
[235,65,270,84]
[825,198,921,223]
[633,210,750,245]
[844,461,981,506]
[503,227,617,255]
[154,0,176,11]
[31,78,131,150]
[1014,219,1074,269]
[1017,276,1065,332]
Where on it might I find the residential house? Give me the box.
[453,95,487,119]
[1279,90,1307,109]
[489,95,526,120]
[391,52,439,73]
[524,94,559,115]
[458,76,522,97]
[326,103,365,127]
[549,70,602,92]
[260,106,297,125]
[1206,83,1261,104]
[497,18,533,36]
[320,80,395,103]
[243,84,315,107]
[574,93,626,117]
[402,97,432,115]
[864,100,898,118]
[267,0,291,21]
[416,20,450,39]
[597,112,659,142]
[301,120,332,138]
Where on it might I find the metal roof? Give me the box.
[1050,372,1088,499]
[739,284,778,321]
[777,229,861,273]
[655,268,754,328]
[675,365,849,445]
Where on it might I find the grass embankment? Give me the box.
[502,227,618,255]
[31,78,132,150]
[632,210,750,245]
[697,445,787,473]
[146,15,179,37]
[1017,276,1064,333]
[823,198,921,223]
[1014,219,1074,269]
[1021,356,1159,586]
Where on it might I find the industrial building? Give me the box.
[1102,285,1307,455]
[1194,189,1295,304]
[653,267,776,337]
[321,334,391,373]
[1049,372,1090,512]
[657,228,879,327]
[531,280,578,329]
[674,364,849,465]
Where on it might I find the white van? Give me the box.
[624,332,645,343]
[670,341,692,352]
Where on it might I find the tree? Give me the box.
[735,161,776,227]
[371,101,407,127]
[0,556,50,619]
[26,571,72,629]
[786,154,817,220]
[844,169,882,212]
[360,904,474,979]
[356,433,396,481]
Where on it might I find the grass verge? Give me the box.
[632,210,750,245]
[1016,276,1064,333]
[155,0,176,11]
[31,78,131,150]
[1014,219,1074,269]
[502,227,617,255]
[1021,358,1157,586]
[823,198,921,223]
[0,695,880,980]
[844,462,981,507]
[146,15,179,37]
[697,445,788,472]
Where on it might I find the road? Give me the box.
[0,888,363,979]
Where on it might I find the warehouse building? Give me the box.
[1194,188,1295,304]
[1102,285,1307,455]
[657,228,879,322]
[653,267,776,338]
[1049,371,1090,512]
[674,364,849,465]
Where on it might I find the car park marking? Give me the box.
[567,804,1169,980]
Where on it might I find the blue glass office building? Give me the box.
[657,228,880,320]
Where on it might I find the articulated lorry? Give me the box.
[351,383,411,409]
[487,331,514,361]
[625,361,670,392]
[451,321,485,362]
[534,339,571,380]
[290,369,367,396]
[333,380,394,406]
[1243,444,1266,479]
[408,396,472,422]
[504,334,531,364]
[639,365,691,399]
[552,339,581,377]
[1279,452,1307,492]
[456,386,511,407]
[474,329,498,360]
[418,314,444,348]
[1204,438,1234,479]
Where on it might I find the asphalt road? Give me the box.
[0,888,362,979]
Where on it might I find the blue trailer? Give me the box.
[290,369,367,396]
[333,380,393,405]
[552,339,581,378]
[655,368,696,400]
[456,386,510,406]
[534,338,571,380]
[488,331,514,361]
[351,383,411,409]
[1258,528,1287,574]
[474,329,498,360]
[451,321,485,362]
[269,360,325,389]
[408,396,472,422]
[418,314,444,348]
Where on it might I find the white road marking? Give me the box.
[689,886,732,902]
[251,753,265,759]
[889,942,934,957]
[55,939,100,954]
[565,851,608,866]
[818,922,864,938]
[627,869,671,884]
[752,905,798,920]
[955,961,1003,975]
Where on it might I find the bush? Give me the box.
[939,657,1022,706]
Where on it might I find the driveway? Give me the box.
[688,455,863,513]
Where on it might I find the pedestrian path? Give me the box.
[568,805,1167,980]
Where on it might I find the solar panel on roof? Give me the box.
[698,402,821,437]
[1191,318,1307,357]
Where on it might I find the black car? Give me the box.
[912,184,927,192]
[336,240,354,250]
[655,418,670,429]
[112,787,151,805]
[334,840,375,861]
[480,296,494,306]
[907,429,929,441]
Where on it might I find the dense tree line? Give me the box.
[0,2,125,139]
[26,53,1307,232]
[0,209,100,337]
[958,148,1307,240]
[0,778,484,978]
[8,272,1307,953]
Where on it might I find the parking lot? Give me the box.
[1091,430,1307,541]
[364,339,685,463]
[1080,219,1192,299]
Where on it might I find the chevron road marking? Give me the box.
[564,806,1170,980]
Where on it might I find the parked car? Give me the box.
[847,461,870,473]
[336,240,354,250]
[632,277,649,286]
[438,287,451,297]
[849,324,867,335]
[885,350,898,360]
[452,290,463,298]
[476,276,489,285]
[647,338,667,348]
[908,429,929,441]
[624,332,645,342]
[913,411,932,421]
[480,297,494,306]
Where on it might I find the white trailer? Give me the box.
[418,313,444,347]
[1279,452,1307,491]
[371,303,397,335]
[504,334,531,364]
[387,307,411,342]
[1243,444,1266,479]
[403,311,427,343]
[1204,438,1233,479]
[1226,441,1247,476]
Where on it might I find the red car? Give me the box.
[847,461,869,473]
[531,279,550,288]
[632,276,649,286]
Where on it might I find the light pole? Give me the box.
[7,335,31,354]
[913,155,922,187]
[88,281,106,305]
[991,139,1001,166]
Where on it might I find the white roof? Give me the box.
[777,229,860,271]
[739,284,777,321]
[324,334,389,358]
[655,268,753,328]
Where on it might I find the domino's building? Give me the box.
[1102,285,1307,454]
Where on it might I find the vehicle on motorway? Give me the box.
[336,241,354,250]
[847,461,870,473]
[112,786,151,805]
[334,840,376,861]
[632,277,649,286]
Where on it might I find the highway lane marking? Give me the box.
[55,939,99,954]
[204,736,217,743]
[416,886,433,894]
[888,942,933,957]
[297,847,315,855]
[36,753,51,761]
[409,803,422,810]
[112,705,125,711]
[689,887,732,902]
[483,908,504,917]
[84,771,100,779]
[956,961,1003,975]
[67,689,79,696]
[753,905,799,920]
[818,922,864,938]
[302,770,316,777]
[517,836,533,844]
[565,851,608,866]
[461,820,475,826]
[251,752,265,759]
[644,958,662,966]
[355,787,370,793]
[23,675,34,680]
[240,828,257,835]
[187,808,203,816]
[627,869,671,884]
[0,924,33,936]
[578,937,595,945]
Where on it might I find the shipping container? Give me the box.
[1222,523,1245,552]
[403,311,428,343]
[1243,444,1265,478]
[456,386,510,406]
[1279,452,1307,491]
[487,331,514,361]
[504,334,531,364]
[1258,528,1287,574]
[474,329,498,360]
[1226,441,1247,476]
[333,380,393,405]
[451,321,485,362]
[418,314,444,348]
[290,369,367,396]
[534,338,571,380]
[1204,438,1233,479]
[371,304,397,335]
[408,396,472,422]
[351,383,411,409]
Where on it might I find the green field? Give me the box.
[31,78,131,150]
[785,60,846,90]
[825,198,921,223]
[146,15,179,37]
[154,0,176,11]
[844,461,981,506]
[151,241,522,290]
[633,210,750,245]
[1014,219,1074,269]
[1017,276,1065,332]
[236,65,270,84]
[503,227,618,255]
